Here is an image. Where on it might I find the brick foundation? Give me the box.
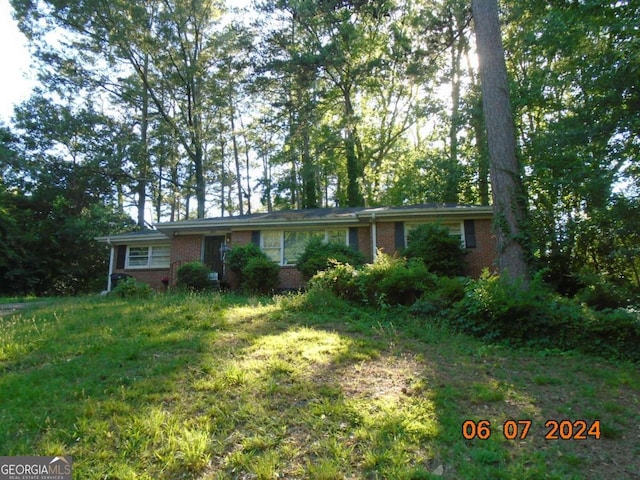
[112,268,170,291]
[278,267,305,290]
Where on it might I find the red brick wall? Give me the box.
[112,268,170,291]
[279,266,305,290]
[374,219,496,279]
[356,226,373,262]
[375,222,397,255]
[231,230,252,247]
[169,235,203,284]
[465,218,497,278]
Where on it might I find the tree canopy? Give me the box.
[2,0,639,295]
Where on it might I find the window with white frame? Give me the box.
[126,245,171,269]
[261,231,282,263]
[261,229,348,265]
[405,221,465,248]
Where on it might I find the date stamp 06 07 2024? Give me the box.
[462,419,602,441]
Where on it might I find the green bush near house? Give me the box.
[296,237,365,280]
[227,244,280,294]
[445,270,640,362]
[242,256,280,295]
[359,254,436,306]
[176,262,212,291]
[111,277,153,298]
[575,270,633,310]
[448,271,580,348]
[403,223,467,277]
[309,258,640,363]
[580,308,640,361]
[226,243,264,281]
[309,252,435,307]
[409,275,467,318]
[308,261,363,303]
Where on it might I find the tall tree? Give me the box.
[472,0,529,281]
[502,0,640,287]
[12,0,228,219]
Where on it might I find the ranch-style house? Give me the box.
[97,204,496,291]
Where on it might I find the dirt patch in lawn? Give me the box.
[306,323,640,480]
[327,352,426,402]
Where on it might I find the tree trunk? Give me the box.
[446,9,464,204]
[301,120,318,209]
[194,141,206,219]
[262,147,273,213]
[220,138,226,217]
[466,47,490,206]
[472,0,529,282]
[344,85,364,207]
[473,97,491,206]
[137,54,150,228]
[230,106,244,215]
[155,162,162,223]
[239,116,252,214]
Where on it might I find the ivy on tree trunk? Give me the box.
[472,0,529,282]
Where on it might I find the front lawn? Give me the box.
[1,293,638,479]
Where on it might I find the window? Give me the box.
[327,229,348,244]
[126,245,170,269]
[261,229,348,265]
[261,231,282,263]
[284,231,324,265]
[405,221,465,248]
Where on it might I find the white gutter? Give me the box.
[357,205,493,220]
[95,231,169,244]
[107,238,115,292]
[371,213,377,262]
[157,217,360,236]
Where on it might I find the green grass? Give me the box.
[1,291,639,479]
[0,295,47,305]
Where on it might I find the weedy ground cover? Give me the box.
[1,292,638,479]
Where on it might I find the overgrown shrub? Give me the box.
[309,253,436,307]
[403,223,467,277]
[444,270,640,361]
[226,243,265,282]
[447,270,579,347]
[111,277,153,298]
[176,261,212,291]
[296,237,365,279]
[226,243,280,294]
[359,254,436,306]
[410,276,467,318]
[242,256,280,294]
[276,287,352,314]
[575,271,632,310]
[308,261,363,302]
[581,308,640,362]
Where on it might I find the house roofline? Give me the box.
[95,230,170,245]
[156,217,361,236]
[154,204,493,236]
[356,205,493,219]
[97,205,494,240]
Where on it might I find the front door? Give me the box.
[203,236,226,281]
